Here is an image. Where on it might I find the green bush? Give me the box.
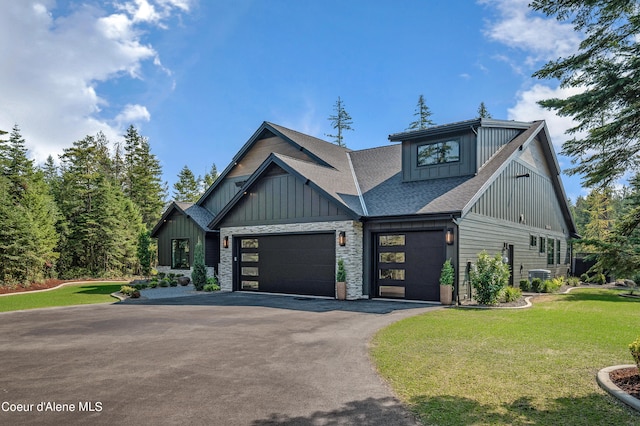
[567,276,580,286]
[519,279,531,292]
[203,283,220,292]
[169,280,178,287]
[501,286,522,303]
[439,259,454,286]
[588,273,606,285]
[158,272,166,279]
[542,279,562,293]
[470,251,510,306]
[131,290,141,299]
[158,279,169,288]
[580,273,589,283]
[120,285,136,296]
[149,280,158,288]
[630,337,640,369]
[531,278,543,293]
[207,276,218,286]
[192,239,207,291]
[336,259,346,282]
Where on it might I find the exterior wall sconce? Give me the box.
[445,228,454,245]
[338,231,346,247]
[516,173,530,179]
[223,236,229,249]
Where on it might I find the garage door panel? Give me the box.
[375,231,445,301]
[237,233,335,297]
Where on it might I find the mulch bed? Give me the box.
[0,279,95,295]
[610,367,640,400]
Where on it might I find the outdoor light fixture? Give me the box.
[338,231,346,246]
[445,228,454,245]
[223,236,229,249]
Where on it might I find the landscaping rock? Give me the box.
[178,276,191,286]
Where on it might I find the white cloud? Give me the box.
[115,104,152,124]
[0,1,191,163]
[508,83,585,152]
[480,0,581,64]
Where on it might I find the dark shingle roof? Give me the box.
[175,202,215,231]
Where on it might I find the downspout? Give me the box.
[453,217,461,305]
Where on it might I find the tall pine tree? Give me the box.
[407,95,435,130]
[173,165,201,203]
[122,125,165,229]
[326,96,353,147]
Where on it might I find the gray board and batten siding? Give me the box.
[218,165,352,227]
[200,135,326,216]
[155,211,206,268]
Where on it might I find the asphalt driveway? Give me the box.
[0,293,440,425]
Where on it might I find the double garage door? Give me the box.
[236,233,335,297]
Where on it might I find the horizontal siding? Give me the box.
[220,173,351,227]
[155,211,206,267]
[459,213,570,299]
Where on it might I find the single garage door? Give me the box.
[375,230,445,301]
[236,233,336,297]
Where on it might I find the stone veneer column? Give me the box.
[218,220,364,300]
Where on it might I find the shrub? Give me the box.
[531,278,543,293]
[169,280,178,287]
[470,251,510,305]
[502,286,522,303]
[519,279,531,292]
[203,283,220,292]
[567,276,580,287]
[131,290,141,299]
[158,279,169,288]
[120,285,136,296]
[439,259,454,286]
[158,272,166,279]
[336,259,346,282]
[588,273,606,285]
[192,239,207,291]
[168,273,176,280]
[207,276,218,286]
[149,280,158,288]
[630,337,640,369]
[542,279,562,293]
[580,273,589,283]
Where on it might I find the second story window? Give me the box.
[417,140,460,166]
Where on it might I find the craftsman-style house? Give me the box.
[151,118,578,302]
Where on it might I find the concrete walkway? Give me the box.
[0,293,441,425]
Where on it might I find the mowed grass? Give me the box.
[0,282,124,312]
[371,288,640,425]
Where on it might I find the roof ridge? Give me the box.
[267,122,353,153]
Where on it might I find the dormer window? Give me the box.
[417,139,460,166]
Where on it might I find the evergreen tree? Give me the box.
[173,165,200,203]
[191,238,207,291]
[122,125,165,229]
[531,0,640,187]
[407,94,435,130]
[326,96,353,147]
[477,102,492,119]
[57,134,143,277]
[202,163,218,190]
[137,230,152,277]
[0,127,59,284]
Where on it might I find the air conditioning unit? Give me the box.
[528,269,551,281]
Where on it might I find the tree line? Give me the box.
[0,125,166,285]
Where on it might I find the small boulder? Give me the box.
[178,276,191,286]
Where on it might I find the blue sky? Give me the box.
[1,0,588,201]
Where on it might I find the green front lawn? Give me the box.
[0,282,124,312]
[371,288,640,425]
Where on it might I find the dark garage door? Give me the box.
[236,233,336,297]
[375,230,445,301]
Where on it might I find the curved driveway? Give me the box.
[0,293,439,425]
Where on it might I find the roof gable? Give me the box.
[209,154,361,228]
[150,202,215,237]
